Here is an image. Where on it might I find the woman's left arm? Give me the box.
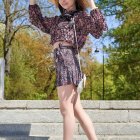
[86,0,108,38]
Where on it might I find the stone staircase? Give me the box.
[0,100,140,140]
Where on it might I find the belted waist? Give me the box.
[59,45,74,49]
[53,43,74,50]
[53,43,79,55]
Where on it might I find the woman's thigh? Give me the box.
[57,83,77,104]
[57,83,81,108]
[57,84,78,115]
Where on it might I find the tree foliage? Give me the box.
[98,0,140,99]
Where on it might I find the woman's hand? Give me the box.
[88,0,98,9]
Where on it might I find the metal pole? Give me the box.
[103,48,105,100]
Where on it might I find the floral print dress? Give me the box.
[28,4,108,87]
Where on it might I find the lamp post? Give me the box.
[102,46,105,100]
[94,46,130,100]
[94,46,105,100]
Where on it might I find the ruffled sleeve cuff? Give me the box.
[90,8,108,31]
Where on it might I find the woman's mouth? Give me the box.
[62,3,68,6]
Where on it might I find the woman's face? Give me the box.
[59,0,76,11]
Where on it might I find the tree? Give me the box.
[98,0,140,99]
[0,0,55,76]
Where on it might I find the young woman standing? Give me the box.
[29,0,108,139]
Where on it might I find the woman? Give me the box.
[29,0,108,139]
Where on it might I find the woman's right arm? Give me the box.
[29,0,57,34]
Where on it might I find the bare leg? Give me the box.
[57,84,77,140]
[73,85,98,140]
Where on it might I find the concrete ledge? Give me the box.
[0,100,140,109]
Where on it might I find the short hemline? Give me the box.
[56,81,78,88]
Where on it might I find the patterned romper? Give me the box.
[28,4,108,88]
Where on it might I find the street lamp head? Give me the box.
[94,48,99,53]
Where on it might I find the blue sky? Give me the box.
[90,14,120,63]
[0,0,120,64]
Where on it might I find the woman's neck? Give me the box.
[66,5,76,12]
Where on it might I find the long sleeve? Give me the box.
[86,8,108,38]
[28,4,56,34]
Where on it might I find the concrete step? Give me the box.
[0,123,140,136]
[0,135,140,140]
[0,100,140,139]
[0,100,140,110]
[0,109,140,123]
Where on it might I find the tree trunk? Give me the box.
[3,0,12,76]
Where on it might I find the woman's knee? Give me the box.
[57,84,77,116]
[73,93,83,114]
[59,101,73,116]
